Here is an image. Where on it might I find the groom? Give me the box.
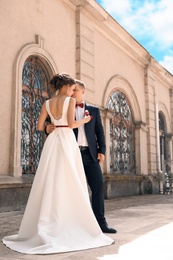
[72,80,116,234]
[46,79,117,234]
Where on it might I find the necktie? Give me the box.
[76,103,84,108]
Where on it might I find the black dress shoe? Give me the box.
[101,224,117,234]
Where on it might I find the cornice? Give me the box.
[67,0,173,84]
[146,57,173,88]
[68,0,149,67]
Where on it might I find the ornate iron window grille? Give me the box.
[106,91,135,175]
[21,57,51,174]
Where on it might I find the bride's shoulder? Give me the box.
[68,96,75,102]
[49,96,57,101]
[68,97,76,105]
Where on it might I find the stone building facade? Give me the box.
[1,0,173,202]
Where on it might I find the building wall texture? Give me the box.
[0,0,173,198]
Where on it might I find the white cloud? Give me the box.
[99,0,173,50]
[99,0,131,16]
[148,0,173,48]
[98,0,173,74]
[159,55,173,74]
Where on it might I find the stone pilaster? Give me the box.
[144,66,157,174]
[75,6,95,92]
[134,121,148,175]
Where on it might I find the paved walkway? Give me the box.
[0,194,173,259]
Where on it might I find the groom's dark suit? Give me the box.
[73,103,107,227]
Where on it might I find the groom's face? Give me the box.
[72,84,85,103]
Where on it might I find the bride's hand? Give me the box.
[84,110,93,123]
[84,115,92,123]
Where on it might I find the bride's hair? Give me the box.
[50,73,75,90]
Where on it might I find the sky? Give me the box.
[96,0,173,74]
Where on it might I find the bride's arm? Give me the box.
[37,102,49,131]
[67,97,91,129]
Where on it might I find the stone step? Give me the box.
[0,174,34,213]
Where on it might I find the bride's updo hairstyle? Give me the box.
[50,73,76,91]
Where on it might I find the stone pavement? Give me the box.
[0,194,173,260]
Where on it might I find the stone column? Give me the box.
[134,121,148,175]
[75,6,95,90]
[103,109,114,174]
[144,66,157,174]
[169,88,173,170]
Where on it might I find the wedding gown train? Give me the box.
[2,97,114,254]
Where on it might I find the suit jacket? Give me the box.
[73,103,106,162]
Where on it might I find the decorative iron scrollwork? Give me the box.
[106,91,135,175]
[21,57,51,174]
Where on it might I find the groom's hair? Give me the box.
[75,79,86,89]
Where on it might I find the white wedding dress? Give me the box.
[3,97,114,254]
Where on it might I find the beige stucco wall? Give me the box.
[0,0,173,196]
[0,0,77,175]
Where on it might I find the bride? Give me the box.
[2,73,114,254]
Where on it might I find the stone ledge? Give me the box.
[103,174,144,182]
[0,174,34,188]
[103,174,160,198]
[0,174,34,213]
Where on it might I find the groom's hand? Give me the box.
[45,123,55,135]
[97,153,105,164]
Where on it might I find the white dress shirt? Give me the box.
[75,103,89,147]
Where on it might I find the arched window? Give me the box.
[21,56,52,174]
[106,91,135,175]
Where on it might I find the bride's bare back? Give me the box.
[49,95,67,120]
